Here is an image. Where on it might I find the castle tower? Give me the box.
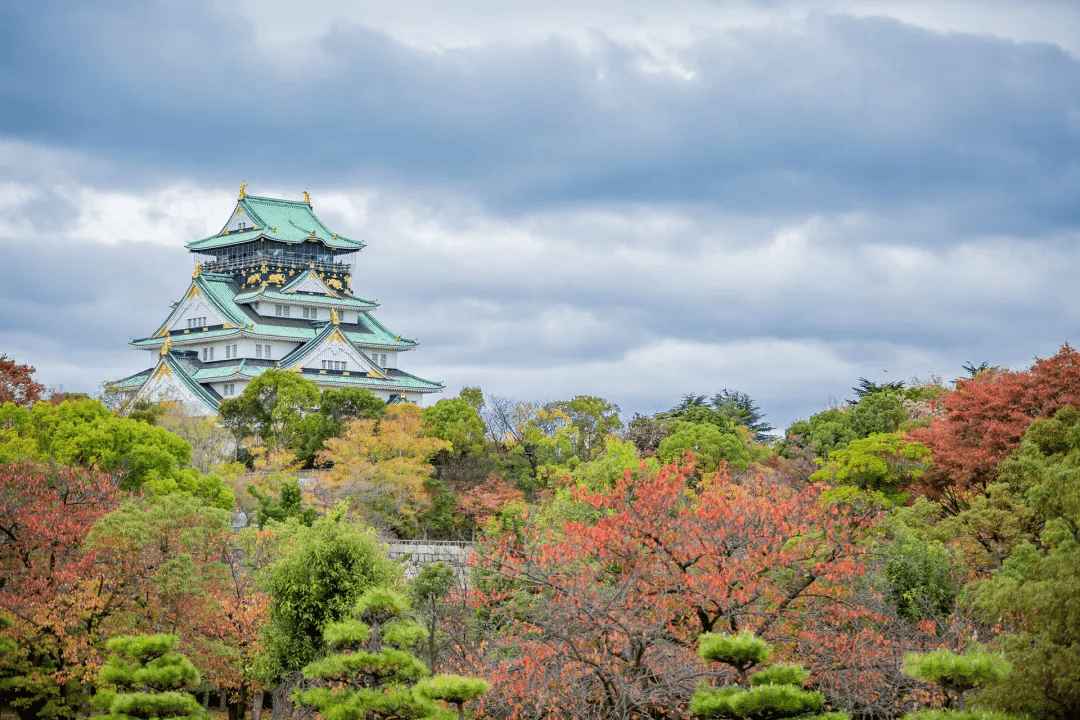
[112,186,443,414]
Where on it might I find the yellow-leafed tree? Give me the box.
[318,404,448,533]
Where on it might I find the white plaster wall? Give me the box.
[170,297,224,331]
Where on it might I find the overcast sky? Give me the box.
[1,0,1077,432]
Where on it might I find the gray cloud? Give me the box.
[1,2,1077,432]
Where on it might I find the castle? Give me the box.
[113,185,443,414]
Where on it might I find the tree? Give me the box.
[410,563,457,673]
[0,355,45,407]
[710,390,774,443]
[911,344,1080,510]
[809,433,931,500]
[293,388,386,468]
[657,421,750,473]
[0,462,123,720]
[261,514,399,679]
[0,398,231,507]
[547,395,623,463]
[248,478,317,528]
[218,370,320,450]
[422,397,488,460]
[452,460,881,720]
[690,632,845,719]
[965,405,1080,718]
[319,404,449,534]
[852,377,906,400]
[901,647,1011,712]
[91,634,203,720]
[295,587,487,720]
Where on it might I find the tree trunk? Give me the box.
[251,691,264,720]
[227,687,249,720]
[219,690,227,712]
[203,690,210,709]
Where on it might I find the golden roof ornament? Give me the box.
[193,262,202,279]
[239,181,248,200]
[303,190,311,204]
[160,335,172,356]
[331,309,340,325]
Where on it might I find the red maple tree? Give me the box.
[448,459,888,719]
[0,355,45,407]
[912,344,1080,512]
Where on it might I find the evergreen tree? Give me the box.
[91,634,203,720]
[901,647,1011,713]
[295,587,487,720]
[691,631,848,720]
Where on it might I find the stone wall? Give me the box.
[383,539,474,579]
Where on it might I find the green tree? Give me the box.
[810,433,930,501]
[691,632,847,719]
[422,397,488,459]
[0,398,231,507]
[901,647,1011,713]
[657,421,750,473]
[710,389,774,442]
[261,514,399,678]
[218,369,320,450]
[967,406,1080,718]
[247,478,317,528]
[296,587,486,720]
[91,634,203,720]
[547,395,623,463]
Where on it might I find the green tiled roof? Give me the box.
[132,273,415,351]
[186,195,365,252]
[233,287,377,310]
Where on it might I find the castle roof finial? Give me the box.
[239,181,248,200]
[303,189,311,205]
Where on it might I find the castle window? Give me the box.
[263,344,271,359]
[256,345,262,358]
[381,354,387,367]
[202,347,214,362]
[303,307,318,319]
[275,304,290,317]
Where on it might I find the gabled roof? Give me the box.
[132,274,418,350]
[276,322,388,378]
[186,195,365,252]
[233,284,377,311]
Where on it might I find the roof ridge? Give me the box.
[243,194,310,206]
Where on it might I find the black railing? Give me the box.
[196,256,352,276]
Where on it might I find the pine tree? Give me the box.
[691,631,848,720]
[295,587,486,720]
[91,634,203,720]
[901,647,1011,713]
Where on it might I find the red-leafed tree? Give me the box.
[84,495,273,720]
[0,462,123,720]
[0,355,45,407]
[911,344,1080,513]
[448,459,888,720]
[456,473,524,529]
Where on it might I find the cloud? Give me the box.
[1,2,1077,432]
[2,4,1076,229]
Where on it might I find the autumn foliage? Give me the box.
[450,460,884,719]
[0,462,123,718]
[0,355,45,407]
[912,344,1080,510]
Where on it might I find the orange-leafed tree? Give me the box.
[450,460,885,720]
[0,462,123,720]
[0,355,45,407]
[911,344,1080,514]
